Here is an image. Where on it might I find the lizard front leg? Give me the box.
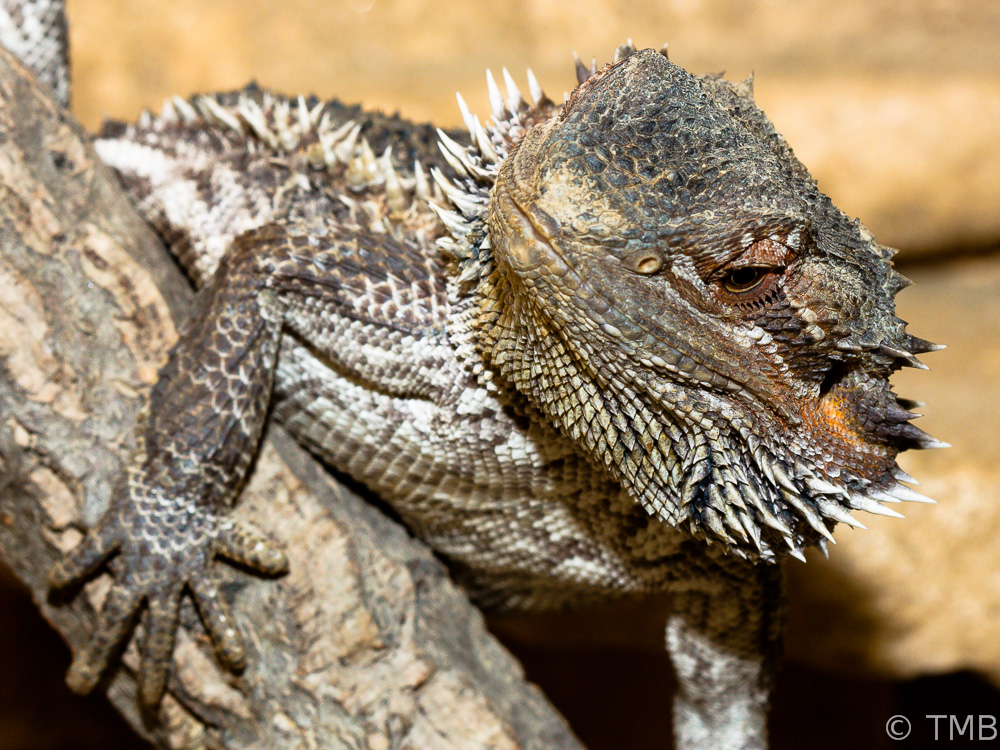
[50,218,448,707]
[49,224,304,708]
[666,554,785,750]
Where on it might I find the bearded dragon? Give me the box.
[1,5,943,747]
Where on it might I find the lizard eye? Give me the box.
[718,265,782,298]
[715,265,783,307]
[722,267,769,293]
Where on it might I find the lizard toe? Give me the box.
[137,590,181,709]
[49,516,122,589]
[191,575,247,672]
[216,520,288,576]
[65,580,142,694]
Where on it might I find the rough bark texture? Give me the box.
[0,47,584,750]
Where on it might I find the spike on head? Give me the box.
[456,92,476,135]
[526,68,545,105]
[573,51,590,85]
[501,68,524,111]
[486,69,505,118]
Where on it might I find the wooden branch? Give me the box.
[0,47,584,750]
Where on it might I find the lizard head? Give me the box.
[442,45,943,560]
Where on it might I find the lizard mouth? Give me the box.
[819,360,851,398]
[815,361,887,452]
[805,352,940,483]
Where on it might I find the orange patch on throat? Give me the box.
[814,389,886,457]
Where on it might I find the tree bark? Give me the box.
[0,47,584,750]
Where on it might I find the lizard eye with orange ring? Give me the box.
[714,265,784,308]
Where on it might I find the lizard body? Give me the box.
[1,11,941,746]
[93,83,695,612]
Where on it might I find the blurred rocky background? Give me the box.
[2,0,998,748]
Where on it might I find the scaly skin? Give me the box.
[4,16,940,747]
[0,0,68,105]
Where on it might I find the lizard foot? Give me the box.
[49,498,287,708]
